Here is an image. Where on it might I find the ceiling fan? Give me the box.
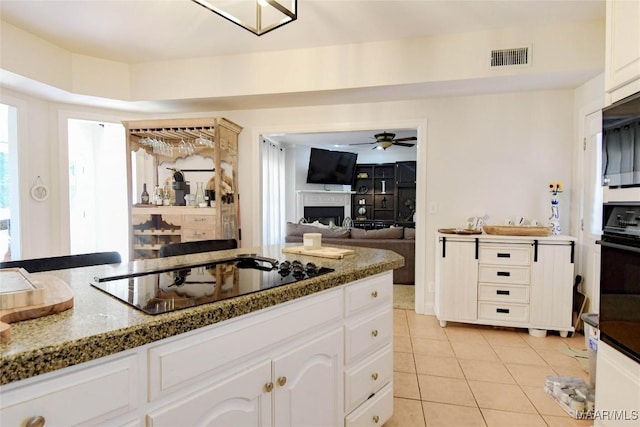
[350,132,417,150]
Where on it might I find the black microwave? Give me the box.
[602,91,640,187]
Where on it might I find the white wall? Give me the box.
[1,82,603,313]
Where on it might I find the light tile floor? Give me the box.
[384,307,594,427]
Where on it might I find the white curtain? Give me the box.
[262,139,286,244]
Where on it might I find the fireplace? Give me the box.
[304,206,344,226]
[296,190,354,225]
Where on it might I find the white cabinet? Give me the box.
[147,361,272,427]
[273,329,343,427]
[343,273,394,425]
[434,236,478,325]
[529,242,574,332]
[435,233,576,336]
[594,342,640,427]
[605,0,640,104]
[1,272,394,426]
[0,354,141,427]
[148,328,343,427]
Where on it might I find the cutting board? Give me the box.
[0,274,74,343]
[282,245,355,259]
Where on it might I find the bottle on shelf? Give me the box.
[141,183,150,204]
[153,185,163,206]
[163,183,171,206]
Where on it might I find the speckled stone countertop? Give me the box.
[0,244,403,386]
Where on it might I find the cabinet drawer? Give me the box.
[181,228,216,241]
[0,355,139,427]
[478,302,529,323]
[183,214,216,228]
[345,307,392,364]
[478,265,530,285]
[478,283,529,304]
[344,272,393,317]
[479,245,531,266]
[345,345,393,412]
[345,382,393,427]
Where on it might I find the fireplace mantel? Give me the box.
[296,190,354,223]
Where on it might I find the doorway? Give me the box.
[68,119,128,259]
[259,122,426,311]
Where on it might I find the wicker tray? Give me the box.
[483,225,551,236]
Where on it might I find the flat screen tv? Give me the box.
[306,148,358,185]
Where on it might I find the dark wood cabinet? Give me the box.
[351,161,416,228]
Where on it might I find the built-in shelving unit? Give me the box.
[351,161,416,229]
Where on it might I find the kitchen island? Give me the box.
[1,243,402,426]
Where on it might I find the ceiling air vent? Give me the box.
[490,47,530,67]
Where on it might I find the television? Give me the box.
[306,147,358,185]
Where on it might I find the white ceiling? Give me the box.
[0,0,605,151]
[0,1,605,64]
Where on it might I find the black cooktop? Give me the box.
[91,254,334,315]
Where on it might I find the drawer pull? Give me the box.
[496,290,510,295]
[263,382,274,392]
[371,372,379,381]
[497,253,511,258]
[277,376,287,387]
[371,290,378,298]
[497,271,511,277]
[373,415,380,424]
[195,217,207,222]
[496,308,510,314]
[371,329,379,337]
[26,417,46,427]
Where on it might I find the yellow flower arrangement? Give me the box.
[548,181,563,196]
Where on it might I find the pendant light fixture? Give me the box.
[192,0,297,36]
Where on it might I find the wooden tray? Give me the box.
[437,228,482,235]
[282,246,355,259]
[483,225,551,236]
[0,275,74,343]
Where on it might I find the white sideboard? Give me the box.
[0,272,394,427]
[435,233,576,337]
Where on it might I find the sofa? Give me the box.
[284,222,415,285]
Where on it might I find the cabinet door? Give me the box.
[606,0,640,98]
[530,243,574,330]
[147,361,272,427]
[395,161,416,185]
[435,237,478,322]
[272,328,343,427]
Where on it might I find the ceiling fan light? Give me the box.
[380,140,393,149]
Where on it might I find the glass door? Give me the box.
[0,103,19,261]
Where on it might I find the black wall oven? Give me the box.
[598,202,640,363]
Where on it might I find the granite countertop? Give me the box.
[0,244,403,386]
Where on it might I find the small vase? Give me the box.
[549,198,561,236]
